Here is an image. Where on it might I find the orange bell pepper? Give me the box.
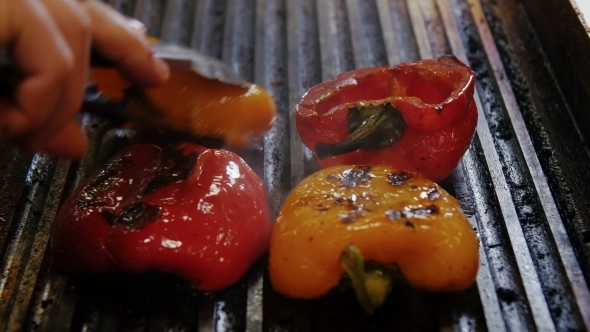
[269,165,479,313]
[91,68,276,149]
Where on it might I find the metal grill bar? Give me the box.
[375,0,419,65]
[467,1,590,329]
[435,1,556,330]
[406,1,542,330]
[444,1,588,330]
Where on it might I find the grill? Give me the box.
[1,0,589,331]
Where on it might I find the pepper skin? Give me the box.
[52,143,272,291]
[269,165,479,306]
[295,55,477,182]
[91,68,276,149]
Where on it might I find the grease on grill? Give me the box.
[388,171,411,185]
[77,153,134,210]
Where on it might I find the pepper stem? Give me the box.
[315,102,406,160]
[339,245,395,314]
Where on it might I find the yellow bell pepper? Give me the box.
[269,165,479,313]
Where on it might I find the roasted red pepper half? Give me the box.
[295,55,477,182]
[52,143,272,291]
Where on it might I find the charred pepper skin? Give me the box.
[295,55,477,182]
[269,165,479,300]
[52,143,272,291]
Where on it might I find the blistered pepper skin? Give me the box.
[269,165,479,299]
[295,56,477,182]
[52,143,272,291]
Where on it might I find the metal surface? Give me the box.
[1,0,589,331]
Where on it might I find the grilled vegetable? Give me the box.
[295,55,477,182]
[91,67,276,149]
[269,165,479,313]
[52,143,272,290]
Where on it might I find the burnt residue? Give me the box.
[458,0,588,329]
[477,1,589,329]
[497,287,519,304]
[388,171,411,186]
[486,0,590,299]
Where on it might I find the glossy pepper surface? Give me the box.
[269,165,479,311]
[295,55,477,182]
[52,143,272,291]
[91,68,276,149]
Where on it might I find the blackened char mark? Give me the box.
[340,166,372,187]
[77,153,134,210]
[143,144,198,195]
[425,187,441,200]
[385,204,439,221]
[385,209,404,221]
[109,202,161,230]
[388,171,411,186]
[339,211,357,223]
[405,205,439,218]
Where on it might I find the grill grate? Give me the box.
[1,0,589,331]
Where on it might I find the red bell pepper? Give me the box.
[52,142,272,291]
[295,55,477,182]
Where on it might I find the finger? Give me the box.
[0,102,28,138]
[22,119,88,158]
[85,1,169,87]
[21,0,91,152]
[0,0,73,139]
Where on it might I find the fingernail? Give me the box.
[126,17,147,36]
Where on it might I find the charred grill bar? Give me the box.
[0,0,589,331]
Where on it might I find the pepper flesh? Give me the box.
[52,143,272,291]
[295,55,477,182]
[269,165,479,300]
[91,68,276,149]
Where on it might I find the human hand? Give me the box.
[0,0,169,159]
